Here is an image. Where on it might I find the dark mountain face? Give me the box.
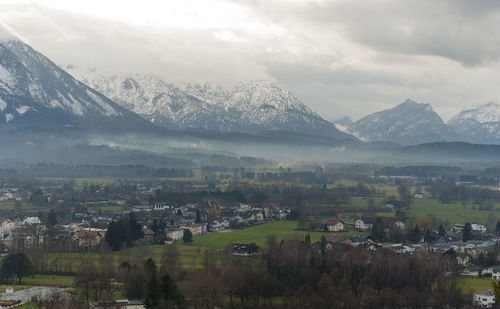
[349,99,458,145]
[0,36,149,132]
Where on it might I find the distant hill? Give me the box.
[348,99,457,145]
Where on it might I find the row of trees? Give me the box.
[426,184,500,204]
[67,236,470,308]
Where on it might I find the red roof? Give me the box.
[77,231,100,238]
[326,235,347,243]
[325,219,342,225]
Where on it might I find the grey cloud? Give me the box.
[1,1,500,122]
[240,0,500,66]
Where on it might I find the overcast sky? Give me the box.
[1,0,500,121]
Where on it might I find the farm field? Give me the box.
[459,278,493,293]
[39,220,363,274]
[42,244,210,272]
[187,220,362,249]
[406,199,500,226]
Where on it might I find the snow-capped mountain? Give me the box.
[184,80,353,139]
[448,103,500,144]
[0,28,144,129]
[68,67,354,140]
[349,99,457,145]
[66,68,246,131]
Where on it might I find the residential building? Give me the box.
[354,217,375,230]
[473,290,495,308]
[325,219,344,232]
[183,224,207,236]
[166,228,184,241]
[77,230,105,248]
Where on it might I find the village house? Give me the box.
[143,228,155,243]
[385,200,407,209]
[183,224,207,236]
[325,235,349,248]
[473,289,496,308]
[132,205,152,212]
[471,223,487,233]
[152,204,170,211]
[166,228,184,241]
[325,219,344,232]
[230,243,260,256]
[77,230,105,248]
[354,217,375,231]
[456,253,471,267]
[492,266,500,281]
[378,217,406,230]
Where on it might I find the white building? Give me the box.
[354,217,375,230]
[166,228,184,241]
[492,267,500,281]
[471,223,487,233]
[325,219,344,232]
[473,290,496,308]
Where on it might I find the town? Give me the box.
[0,164,499,307]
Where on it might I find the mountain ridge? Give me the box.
[0,36,149,132]
[67,67,356,140]
[448,102,500,144]
[344,99,458,145]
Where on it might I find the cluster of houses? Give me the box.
[309,216,406,233]
[0,187,22,201]
[0,217,43,253]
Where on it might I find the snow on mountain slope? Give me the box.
[69,67,355,139]
[448,103,500,143]
[349,99,457,145]
[66,67,243,131]
[0,29,142,128]
[184,81,354,139]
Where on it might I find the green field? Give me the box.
[407,199,500,226]
[188,220,361,249]
[23,274,75,287]
[37,220,360,278]
[459,278,493,293]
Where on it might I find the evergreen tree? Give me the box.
[160,273,185,307]
[128,212,143,240]
[371,218,385,242]
[145,258,157,274]
[195,210,201,223]
[183,229,193,243]
[408,225,421,243]
[438,224,446,237]
[145,273,159,309]
[424,229,435,243]
[463,223,474,242]
[319,235,327,251]
[48,209,57,226]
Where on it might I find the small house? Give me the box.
[473,290,495,308]
[325,219,344,232]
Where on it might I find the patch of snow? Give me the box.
[15,105,30,115]
[0,64,15,89]
[5,113,13,122]
[0,97,6,112]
